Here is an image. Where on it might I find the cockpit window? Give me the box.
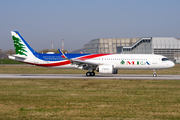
[162,58,169,61]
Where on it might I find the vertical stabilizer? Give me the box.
[11,31,36,57]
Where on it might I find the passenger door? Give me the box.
[152,55,157,64]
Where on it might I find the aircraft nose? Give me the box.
[169,61,175,67]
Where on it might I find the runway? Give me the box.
[0,74,180,80]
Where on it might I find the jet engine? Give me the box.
[97,64,118,74]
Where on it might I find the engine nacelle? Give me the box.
[99,65,114,74]
[97,65,118,74]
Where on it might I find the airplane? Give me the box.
[8,31,175,77]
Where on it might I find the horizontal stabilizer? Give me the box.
[8,54,27,61]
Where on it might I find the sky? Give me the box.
[0,0,180,52]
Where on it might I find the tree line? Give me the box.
[0,49,68,59]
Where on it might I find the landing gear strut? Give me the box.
[153,70,157,77]
[86,71,95,76]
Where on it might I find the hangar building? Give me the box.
[82,37,180,63]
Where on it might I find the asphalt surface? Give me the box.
[0,74,180,80]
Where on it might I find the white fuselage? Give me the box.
[21,54,174,70]
[75,54,174,70]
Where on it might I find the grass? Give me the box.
[0,79,180,119]
[0,63,179,119]
[0,64,180,75]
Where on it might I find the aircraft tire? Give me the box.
[86,72,91,76]
[91,72,95,76]
[153,74,157,77]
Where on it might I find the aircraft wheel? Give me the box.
[153,74,157,77]
[86,72,91,76]
[153,70,157,77]
[91,72,95,76]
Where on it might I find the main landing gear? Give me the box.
[153,70,157,77]
[86,71,95,76]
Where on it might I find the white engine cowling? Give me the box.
[99,65,114,74]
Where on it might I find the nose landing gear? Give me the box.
[153,70,157,77]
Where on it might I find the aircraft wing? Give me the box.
[71,58,102,66]
[58,49,104,69]
[71,58,104,70]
